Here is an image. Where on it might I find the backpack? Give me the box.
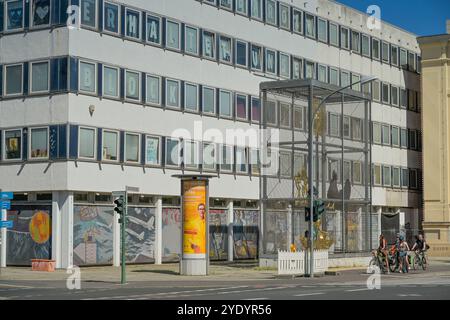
[425,243,430,250]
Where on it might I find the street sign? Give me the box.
[0,192,13,201]
[0,221,13,229]
[0,201,11,210]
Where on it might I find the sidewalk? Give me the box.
[1,257,449,283]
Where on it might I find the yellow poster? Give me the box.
[182,180,207,256]
[29,211,51,244]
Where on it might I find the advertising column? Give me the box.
[180,177,209,275]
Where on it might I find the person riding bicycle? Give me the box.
[377,234,389,273]
[411,234,426,253]
[398,235,410,273]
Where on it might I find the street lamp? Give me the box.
[306,75,377,278]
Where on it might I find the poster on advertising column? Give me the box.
[182,180,207,258]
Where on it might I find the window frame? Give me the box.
[184,82,199,113]
[351,117,362,141]
[202,30,216,60]
[29,60,50,94]
[373,164,382,186]
[165,137,181,167]
[391,85,399,107]
[408,51,416,72]
[165,78,181,109]
[220,144,234,173]
[124,132,141,164]
[381,124,391,146]
[265,99,278,126]
[392,166,401,188]
[279,52,290,79]
[202,141,217,172]
[202,85,216,115]
[292,8,303,35]
[165,19,181,51]
[381,82,390,105]
[351,30,360,53]
[102,64,120,99]
[5,0,25,31]
[353,161,362,185]
[340,26,350,50]
[235,146,249,174]
[235,93,248,121]
[381,41,390,63]
[145,74,162,106]
[251,96,261,124]
[382,165,392,187]
[391,45,399,66]
[250,0,263,21]
[293,106,304,130]
[124,69,141,101]
[219,35,233,64]
[372,122,382,145]
[235,39,248,68]
[401,168,410,188]
[78,60,97,95]
[103,1,121,36]
[102,129,120,162]
[144,134,161,166]
[80,0,98,30]
[124,7,141,40]
[265,0,277,27]
[328,112,340,137]
[391,126,400,147]
[29,126,49,160]
[235,0,248,16]
[78,126,97,160]
[264,48,277,75]
[361,34,371,57]
[317,64,328,83]
[343,116,351,139]
[30,0,52,28]
[184,25,199,56]
[279,102,291,129]
[183,139,199,169]
[329,67,339,86]
[372,80,381,102]
[304,13,316,39]
[3,128,23,161]
[317,17,328,43]
[372,38,380,61]
[292,57,303,80]
[250,43,263,72]
[400,128,408,149]
[219,89,233,118]
[145,14,162,46]
[410,169,418,189]
[400,48,408,69]
[305,61,315,80]
[219,0,233,11]
[278,3,290,31]
[329,22,339,47]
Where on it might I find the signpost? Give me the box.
[0,191,13,269]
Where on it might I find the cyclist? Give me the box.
[377,234,390,273]
[398,235,410,273]
[411,234,426,252]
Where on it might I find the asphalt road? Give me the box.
[1,267,450,300]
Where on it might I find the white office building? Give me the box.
[0,0,422,268]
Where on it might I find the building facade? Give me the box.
[418,24,450,257]
[0,0,422,268]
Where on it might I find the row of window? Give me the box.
[0,125,261,175]
[0,56,421,121]
[0,1,421,102]
[372,164,420,190]
[372,122,421,151]
[196,0,421,73]
[0,57,262,122]
[275,151,420,190]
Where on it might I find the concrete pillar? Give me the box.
[287,204,292,251]
[227,200,234,262]
[52,192,62,268]
[54,191,74,269]
[0,209,7,267]
[113,204,121,267]
[154,197,163,265]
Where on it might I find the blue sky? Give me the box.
[336,0,450,36]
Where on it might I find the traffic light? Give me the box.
[114,195,125,224]
[305,199,326,222]
[313,199,325,222]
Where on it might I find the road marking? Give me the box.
[345,288,374,292]
[293,292,325,297]
[242,298,269,300]
[398,294,422,297]
[0,284,33,289]
[216,287,287,295]
[83,285,250,300]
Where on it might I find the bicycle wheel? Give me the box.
[368,257,378,271]
[413,254,419,270]
[421,256,427,270]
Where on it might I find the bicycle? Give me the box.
[412,250,427,270]
[369,250,389,274]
